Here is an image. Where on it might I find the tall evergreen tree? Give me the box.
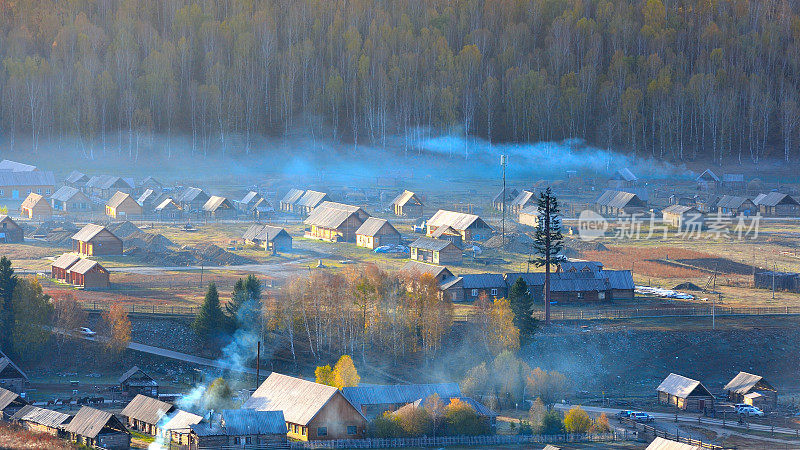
[507,277,537,343]
[225,274,262,332]
[0,256,17,354]
[193,282,225,342]
[531,187,565,326]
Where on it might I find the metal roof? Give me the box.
[295,190,329,208]
[716,195,751,209]
[356,218,398,237]
[0,170,54,187]
[595,190,645,209]
[723,372,766,395]
[430,225,460,238]
[118,366,154,384]
[155,198,180,211]
[86,175,131,191]
[62,406,126,438]
[243,224,290,242]
[11,405,71,428]
[20,193,48,209]
[400,261,453,279]
[696,169,720,182]
[176,187,208,203]
[753,192,798,207]
[51,253,81,270]
[0,350,28,381]
[243,372,342,425]
[203,196,233,212]
[72,224,117,242]
[68,259,107,275]
[410,236,456,251]
[646,437,701,450]
[662,205,700,215]
[304,201,367,229]
[121,394,175,425]
[241,191,261,205]
[493,187,518,203]
[0,159,36,172]
[459,273,506,289]
[656,373,711,398]
[50,186,86,203]
[161,409,203,432]
[439,276,463,290]
[107,191,135,209]
[0,387,25,411]
[342,383,461,410]
[605,270,635,290]
[509,190,536,208]
[559,261,603,273]
[221,409,286,435]
[138,189,156,204]
[615,168,638,182]
[280,188,305,205]
[427,210,492,232]
[391,190,422,207]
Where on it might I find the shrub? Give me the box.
[592,413,611,433]
[395,405,433,437]
[444,398,486,436]
[370,412,403,438]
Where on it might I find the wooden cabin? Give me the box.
[137,189,160,212]
[0,170,54,199]
[279,188,305,213]
[189,410,286,449]
[753,192,800,217]
[724,372,777,411]
[399,261,454,285]
[391,190,424,217]
[203,196,237,219]
[662,205,704,230]
[492,187,519,211]
[65,171,90,188]
[86,175,133,198]
[175,187,210,212]
[295,190,331,215]
[10,405,71,436]
[0,351,28,393]
[159,410,203,447]
[460,273,508,301]
[716,195,756,216]
[518,205,540,227]
[426,210,493,242]
[608,168,638,188]
[0,386,28,420]
[239,191,263,211]
[72,224,123,256]
[594,190,647,216]
[50,186,92,215]
[356,218,401,249]
[304,201,369,242]
[121,394,175,436]
[155,198,182,221]
[656,373,714,412]
[106,191,143,219]
[342,383,461,419]
[243,372,367,441]
[119,366,159,397]
[62,406,130,450]
[67,259,110,289]
[696,169,721,191]
[242,224,292,253]
[508,190,537,214]
[138,176,164,194]
[410,237,462,265]
[20,192,52,219]
[0,215,24,243]
[51,253,81,281]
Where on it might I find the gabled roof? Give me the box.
[203,196,234,212]
[0,159,36,172]
[656,373,712,398]
[118,366,154,384]
[559,261,603,273]
[662,204,700,215]
[595,190,645,209]
[243,373,343,426]
[460,273,506,289]
[242,224,290,242]
[400,261,453,279]
[295,190,329,208]
[439,276,463,290]
[68,259,107,275]
[716,195,752,209]
[304,201,367,229]
[615,168,638,182]
[753,192,798,207]
[427,210,492,232]
[21,193,49,209]
[11,405,71,428]
[342,383,461,410]
[50,186,86,203]
[72,224,118,242]
[66,171,88,184]
[140,176,163,187]
[410,236,457,252]
[0,387,26,411]
[0,215,20,228]
[176,187,208,203]
[62,406,127,438]
[161,409,203,432]
[606,270,635,290]
[220,409,286,435]
[138,189,157,205]
[518,205,540,216]
[241,191,261,205]
[493,187,518,203]
[52,253,81,270]
[646,437,701,450]
[392,190,422,207]
[697,169,720,182]
[0,350,28,381]
[121,394,175,425]
[155,198,180,211]
[107,191,136,209]
[509,190,536,208]
[280,188,305,205]
[0,171,54,187]
[356,218,398,237]
[87,175,132,191]
[724,372,770,395]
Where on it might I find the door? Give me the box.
[699,399,705,411]
[11,190,18,199]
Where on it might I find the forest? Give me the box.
[2,0,800,163]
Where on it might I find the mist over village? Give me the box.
[1,1,800,450]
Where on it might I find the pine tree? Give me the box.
[0,256,17,355]
[225,275,262,332]
[507,277,537,343]
[531,187,565,325]
[193,282,225,342]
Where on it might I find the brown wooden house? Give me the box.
[51,253,81,281]
[9,405,71,436]
[594,190,647,216]
[121,394,175,436]
[175,187,210,212]
[295,190,331,215]
[0,386,28,421]
[356,218,401,249]
[492,187,519,211]
[50,186,92,216]
[426,210,493,242]
[399,261,454,285]
[753,192,800,216]
[0,170,54,200]
[203,196,237,219]
[189,409,286,449]
[243,372,367,441]
[656,373,714,412]
[106,191,143,219]
[155,198,182,221]
[304,201,369,242]
[62,406,130,450]
[72,224,123,256]
[716,195,756,216]
[279,188,305,213]
[68,259,110,289]
[119,366,159,397]
[508,190,537,214]
[410,237,462,265]
[242,224,292,253]
[20,192,52,219]
[723,372,777,411]
[0,351,28,393]
[662,205,704,229]
[0,215,24,243]
[391,190,424,217]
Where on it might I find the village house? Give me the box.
[279,188,305,213]
[646,437,702,450]
[175,187,210,212]
[0,159,37,172]
[716,195,756,216]
[242,224,293,253]
[154,198,182,221]
[62,406,130,450]
[399,261,454,285]
[492,187,519,211]
[137,189,160,212]
[391,190,424,217]
[753,192,800,216]
[696,169,721,191]
[295,190,331,215]
[251,198,275,218]
[51,253,81,281]
[410,237,462,265]
[72,224,123,256]
[508,190,537,214]
[121,394,175,436]
[119,366,159,397]
[0,387,27,421]
[189,409,287,449]
[594,190,647,216]
[138,176,164,194]
[159,409,203,447]
[243,372,368,441]
[0,215,24,243]
[722,173,746,190]
[203,196,237,220]
[86,175,134,198]
[426,210,493,242]
[459,273,508,301]
[696,195,719,213]
[67,259,110,289]
[304,201,369,242]
[668,194,697,207]
[342,383,462,419]
[105,191,143,219]
[656,373,715,412]
[0,171,55,200]
[239,191,263,211]
[356,218,402,249]
[50,186,92,216]
[662,205,704,230]
[65,171,90,188]
[608,168,638,188]
[238,191,274,218]
[10,405,71,437]
[0,351,27,394]
[518,205,540,227]
[20,192,53,219]
[505,261,634,303]
[723,372,778,411]
[429,225,464,248]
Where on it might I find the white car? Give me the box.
[736,405,764,416]
[78,327,96,337]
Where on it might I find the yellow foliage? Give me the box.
[332,354,360,389]
[563,406,592,433]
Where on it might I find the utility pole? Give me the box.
[772,263,777,300]
[501,154,507,247]
[256,340,261,388]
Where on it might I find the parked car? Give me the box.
[77,327,96,337]
[616,410,635,419]
[736,405,764,416]
[630,412,655,423]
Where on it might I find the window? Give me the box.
[245,437,252,444]
[317,427,327,437]
[233,437,241,444]
[36,188,42,194]
[577,292,584,299]
[471,289,479,297]
[45,189,51,195]
[347,426,357,435]
[0,190,3,196]
[490,288,498,296]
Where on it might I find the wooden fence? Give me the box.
[621,418,734,449]
[288,432,630,449]
[532,305,800,321]
[80,301,198,316]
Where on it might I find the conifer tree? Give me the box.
[193,282,225,342]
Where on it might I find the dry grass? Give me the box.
[0,423,78,449]
[583,245,710,278]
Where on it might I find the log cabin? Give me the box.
[10,405,71,436]
[106,191,143,219]
[72,224,123,256]
[753,192,800,217]
[356,218,401,249]
[594,190,647,216]
[279,188,305,213]
[155,198,182,221]
[67,259,110,289]
[62,406,130,450]
[295,190,331,215]
[203,196,237,219]
[662,205,704,230]
[0,215,24,243]
[304,201,369,242]
[20,192,52,219]
[391,190,424,217]
[426,210,493,242]
[0,351,28,394]
[242,224,292,253]
[189,409,286,449]
[724,372,777,411]
[51,253,81,281]
[50,186,92,216]
[410,237,462,265]
[121,394,175,436]
[656,373,714,412]
[716,195,756,216]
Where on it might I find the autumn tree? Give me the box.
[563,406,592,433]
[102,304,131,357]
[526,367,569,406]
[332,355,360,389]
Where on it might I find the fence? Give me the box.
[622,418,734,449]
[288,432,630,449]
[80,301,198,316]
[532,305,800,321]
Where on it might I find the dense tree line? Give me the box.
[3,0,800,162]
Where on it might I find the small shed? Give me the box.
[279,188,305,213]
[72,224,123,256]
[242,224,292,253]
[723,372,777,411]
[51,253,81,281]
[203,196,237,219]
[0,215,24,243]
[68,259,110,289]
[106,191,143,219]
[189,409,287,448]
[0,351,28,393]
[155,198,182,221]
[656,373,714,412]
[62,406,130,450]
[10,405,71,436]
[662,205,704,229]
[20,192,52,219]
[239,191,263,211]
[410,237,462,265]
[356,218,401,249]
[121,394,175,435]
[119,366,159,397]
[716,195,756,216]
[391,190,424,217]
